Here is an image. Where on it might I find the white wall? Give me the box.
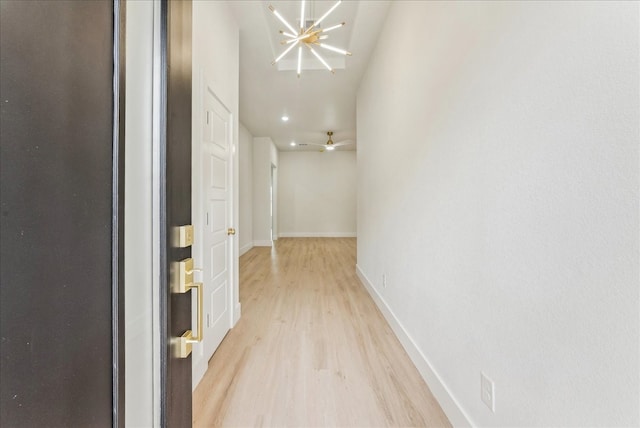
[191,0,239,389]
[239,122,253,255]
[252,137,278,246]
[278,151,356,237]
[357,2,639,427]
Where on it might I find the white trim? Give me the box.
[239,242,253,256]
[192,358,207,392]
[253,240,273,247]
[278,232,357,238]
[233,303,242,325]
[150,1,162,424]
[355,264,473,428]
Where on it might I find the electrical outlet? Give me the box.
[382,274,387,288]
[481,372,495,412]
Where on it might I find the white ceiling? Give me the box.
[227,1,391,151]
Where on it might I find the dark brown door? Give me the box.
[161,0,193,426]
[0,1,125,427]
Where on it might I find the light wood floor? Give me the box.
[193,238,451,427]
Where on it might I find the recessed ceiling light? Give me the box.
[290,142,296,146]
[281,115,289,122]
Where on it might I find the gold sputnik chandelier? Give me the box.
[269,0,351,77]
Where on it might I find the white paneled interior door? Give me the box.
[199,85,232,361]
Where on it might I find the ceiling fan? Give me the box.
[302,131,354,151]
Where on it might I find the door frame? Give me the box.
[113,0,126,426]
[159,0,194,426]
[122,0,165,425]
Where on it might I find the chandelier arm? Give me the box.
[307,0,342,33]
[283,34,307,45]
[300,0,305,32]
[269,5,297,36]
[318,43,352,56]
[280,30,298,39]
[320,22,346,33]
[307,45,334,73]
[273,40,300,65]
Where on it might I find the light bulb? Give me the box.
[314,0,341,28]
[273,40,299,64]
[319,43,351,56]
[269,5,297,35]
[308,47,333,72]
[322,22,345,33]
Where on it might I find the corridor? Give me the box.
[193,238,450,427]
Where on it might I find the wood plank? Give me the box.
[193,238,451,427]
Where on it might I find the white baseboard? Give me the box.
[355,265,472,428]
[191,349,207,392]
[278,232,357,238]
[239,242,253,256]
[252,240,273,247]
[233,302,241,325]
